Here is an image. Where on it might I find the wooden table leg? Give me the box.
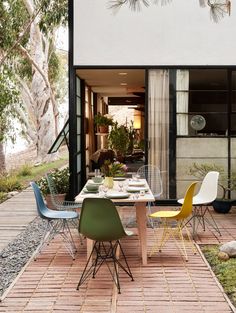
[87,238,93,264]
[135,202,147,266]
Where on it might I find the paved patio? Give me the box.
[0,191,236,312]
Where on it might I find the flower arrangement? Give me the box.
[37,167,69,196]
[94,113,114,126]
[101,160,127,177]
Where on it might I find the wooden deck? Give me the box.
[0,191,236,312]
[0,188,37,251]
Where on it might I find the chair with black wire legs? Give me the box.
[178,171,221,238]
[76,198,134,294]
[137,164,163,228]
[30,182,79,260]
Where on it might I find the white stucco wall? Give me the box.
[74,0,236,66]
[176,137,228,198]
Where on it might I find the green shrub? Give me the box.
[17,164,32,177]
[0,175,22,192]
[37,167,69,196]
[0,192,7,203]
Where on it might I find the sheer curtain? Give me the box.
[148,69,169,198]
[176,70,189,135]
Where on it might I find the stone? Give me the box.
[220,241,236,257]
[218,251,229,261]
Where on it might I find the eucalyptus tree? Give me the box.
[109,0,231,22]
[0,0,68,167]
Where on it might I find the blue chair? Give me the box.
[30,182,79,260]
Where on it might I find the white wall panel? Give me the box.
[74,0,236,66]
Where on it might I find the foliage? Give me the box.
[189,162,236,199]
[17,164,33,177]
[0,192,7,204]
[37,167,69,196]
[94,113,114,126]
[108,122,129,157]
[201,245,236,307]
[108,0,231,23]
[101,160,127,177]
[0,175,22,192]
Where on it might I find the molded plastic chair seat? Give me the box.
[149,182,198,261]
[30,182,79,260]
[178,171,221,237]
[77,198,134,294]
[42,209,78,219]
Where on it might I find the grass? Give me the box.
[0,156,68,203]
[201,245,236,307]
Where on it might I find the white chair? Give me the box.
[178,171,221,237]
[137,164,163,227]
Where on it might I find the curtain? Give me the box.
[148,69,169,198]
[176,70,189,135]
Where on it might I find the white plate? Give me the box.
[128,181,145,187]
[113,177,126,181]
[105,192,130,199]
[126,186,148,193]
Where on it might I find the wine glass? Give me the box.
[118,182,123,192]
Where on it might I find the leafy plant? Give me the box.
[37,167,69,196]
[108,123,129,159]
[0,192,7,204]
[189,162,236,199]
[94,113,114,126]
[101,160,127,177]
[17,164,32,177]
[0,175,22,192]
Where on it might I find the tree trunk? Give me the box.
[26,2,58,163]
[0,142,6,173]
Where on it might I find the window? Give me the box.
[176,69,228,136]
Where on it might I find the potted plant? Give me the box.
[108,123,129,162]
[37,167,69,209]
[101,160,127,188]
[94,113,114,133]
[189,163,236,213]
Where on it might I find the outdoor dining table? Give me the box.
[75,178,155,265]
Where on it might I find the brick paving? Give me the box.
[1,201,236,312]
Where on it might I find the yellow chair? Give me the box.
[149,182,198,261]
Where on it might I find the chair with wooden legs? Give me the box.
[149,182,198,261]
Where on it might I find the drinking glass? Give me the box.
[118,182,123,192]
[95,169,101,177]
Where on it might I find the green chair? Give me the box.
[77,198,134,294]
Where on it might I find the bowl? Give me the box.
[86,183,99,192]
[92,176,103,184]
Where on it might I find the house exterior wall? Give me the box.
[176,137,228,198]
[74,0,236,66]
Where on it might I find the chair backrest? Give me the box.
[46,173,59,206]
[79,198,127,241]
[137,164,163,198]
[30,182,49,219]
[195,171,219,203]
[176,182,198,220]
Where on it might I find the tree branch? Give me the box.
[0,6,42,66]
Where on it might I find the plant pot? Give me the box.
[212,199,234,214]
[45,194,66,210]
[98,125,109,133]
[104,177,114,189]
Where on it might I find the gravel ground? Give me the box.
[0,217,47,297]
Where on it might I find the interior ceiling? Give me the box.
[76,69,145,97]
